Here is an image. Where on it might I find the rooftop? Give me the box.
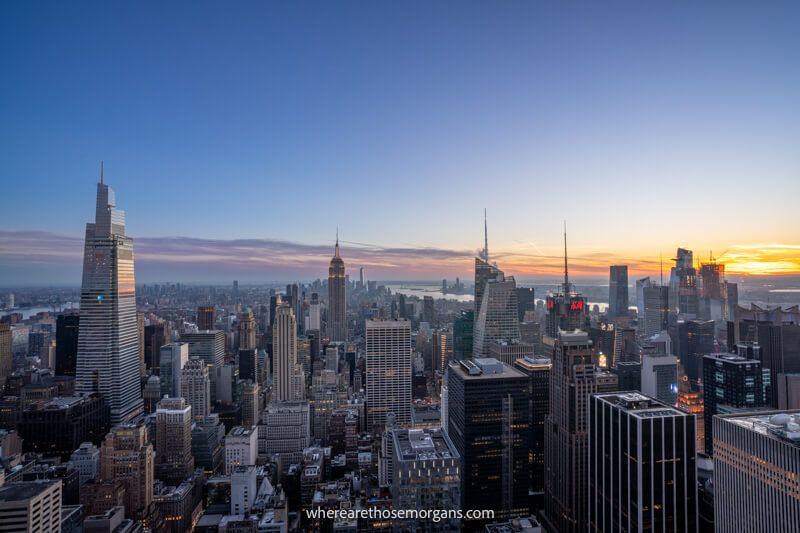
[723,410,800,447]
[0,480,57,502]
[595,392,687,418]
[392,428,459,462]
[453,358,525,380]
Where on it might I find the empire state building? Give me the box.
[327,234,347,342]
[75,165,143,424]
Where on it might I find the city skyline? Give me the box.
[2,2,799,284]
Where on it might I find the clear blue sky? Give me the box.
[1,1,799,284]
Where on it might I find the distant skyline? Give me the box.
[2,2,799,284]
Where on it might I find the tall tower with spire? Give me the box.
[327,232,347,342]
[474,209,501,322]
[76,164,143,424]
[545,223,589,337]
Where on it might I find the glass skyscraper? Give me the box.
[75,170,143,424]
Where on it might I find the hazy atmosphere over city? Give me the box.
[1,2,799,533]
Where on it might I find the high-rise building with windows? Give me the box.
[713,410,800,532]
[181,358,211,419]
[446,358,530,525]
[155,397,194,486]
[196,306,215,331]
[327,235,347,342]
[0,323,10,387]
[543,330,618,533]
[642,284,669,337]
[669,247,699,316]
[473,275,521,358]
[159,342,188,399]
[608,265,629,319]
[75,170,143,425]
[588,392,698,532]
[180,330,225,404]
[273,298,303,402]
[366,319,412,431]
[0,480,62,532]
[514,356,551,508]
[453,310,474,361]
[702,352,768,455]
[144,322,171,375]
[238,309,257,351]
[99,422,154,522]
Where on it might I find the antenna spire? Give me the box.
[483,208,489,262]
[100,160,104,184]
[563,221,570,293]
[660,251,663,285]
[334,228,340,257]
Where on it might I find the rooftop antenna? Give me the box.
[335,227,340,257]
[484,208,489,262]
[563,220,570,293]
[100,160,104,184]
[660,252,664,285]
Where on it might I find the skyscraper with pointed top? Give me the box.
[328,232,347,342]
[545,223,589,337]
[474,210,501,323]
[76,164,143,424]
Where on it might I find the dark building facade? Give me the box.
[447,358,530,526]
[453,310,474,361]
[55,314,80,376]
[608,265,629,319]
[513,356,550,508]
[18,393,110,460]
[515,287,535,322]
[589,392,698,532]
[702,352,768,455]
[144,322,171,375]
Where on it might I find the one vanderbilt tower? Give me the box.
[76,164,144,424]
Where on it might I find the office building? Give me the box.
[713,411,800,531]
[669,248,699,316]
[273,299,303,402]
[390,428,461,532]
[75,173,143,424]
[238,309,257,351]
[155,397,195,486]
[0,480,62,532]
[588,392,697,532]
[516,286,536,323]
[447,358,530,523]
[144,322,171,375]
[641,345,678,406]
[99,422,154,521]
[181,358,211,419]
[191,414,225,475]
[0,323,11,387]
[231,465,258,515]
[543,330,618,533]
[608,265,629,319]
[55,313,80,376]
[240,380,260,428]
[513,356,551,506]
[473,274,521,358]
[328,235,347,342]
[159,342,188,398]
[258,401,310,469]
[180,330,225,403]
[489,339,534,366]
[238,348,258,383]
[70,441,100,483]
[18,393,110,460]
[453,310,474,361]
[196,306,215,331]
[641,284,669,337]
[702,353,768,455]
[225,426,258,474]
[366,319,412,430]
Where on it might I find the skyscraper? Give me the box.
[238,308,257,351]
[608,265,629,319]
[446,358,531,524]
[473,275,521,358]
[100,422,154,522]
[55,313,80,376]
[327,234,347,343]
[453,310,474,361]
[181,358,211,419]
[155,397,195,486]
[159,342,188,399]
[273,298,302,402]
[365,319,412,430]
[669,247,699,316]
[0,323,10,387]
[545,226,589,337]
[702,352,768,455]
[196,306,215,331]
[543,330,618,533]
[144,322,171,375]
[588,392,698,532]
[75,168,143,425]
[513,355,551,508]
[180,330,225,403]
[642,283,669,337]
